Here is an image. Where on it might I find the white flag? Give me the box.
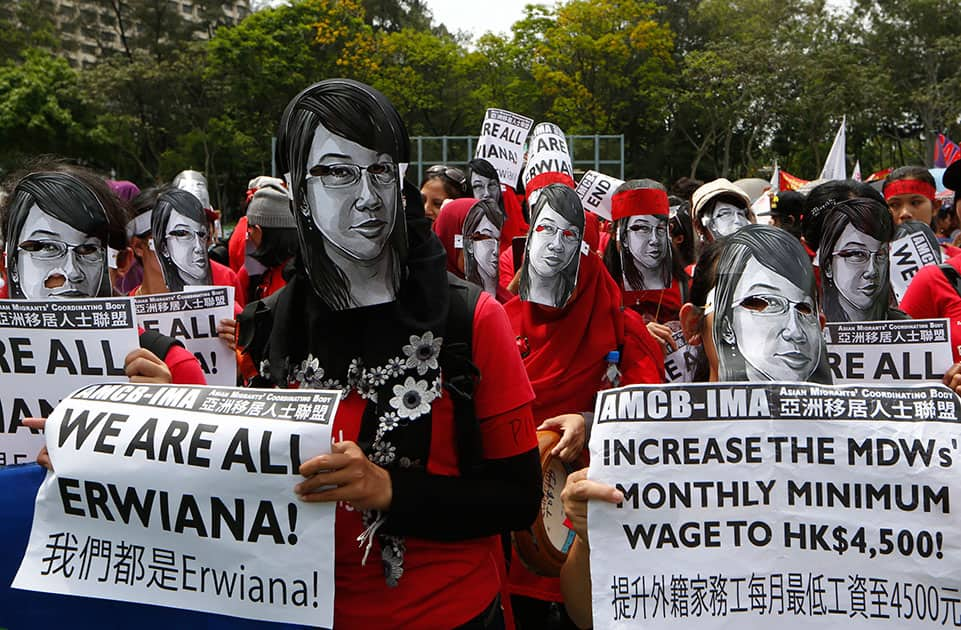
[852,160,862,182]
[769,161,780,191]
[819,116,847,181]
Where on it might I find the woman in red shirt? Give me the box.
[505,181,663,629]
[238,79,542,629]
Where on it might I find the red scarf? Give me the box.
[505,253,624,421]
[431,197,474,277]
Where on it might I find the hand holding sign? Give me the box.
[297,441,393,511]
[124,347,173,383]
[560,468,623,544]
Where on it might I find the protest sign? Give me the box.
[663,328,698,383]
[14,383,339,627]
[576,170,625,221]
[890,232,942,302]
[588,382,961,629]
[0,298,139,466]
[474,108,534,187]
[135,287,236,386]
[523,122,574,186]
[825,319,952,383]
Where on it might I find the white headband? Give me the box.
[126,211,152,239]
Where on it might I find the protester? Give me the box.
[560,225,832,627]
[690,178,754,242]
[883,165,938,226]
[467,157,529,253]
[602,180,688,325]
[431,196,473,278]
[818,196,906,322]
[0,165,205,385]
[668,196,696,268]
[237,184,297,300]
[237,78,542,629]
[149,187,247,308]
[420,164,467,222]
[463,199,510,301]
[505,182,663,629]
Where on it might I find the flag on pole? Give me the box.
[770,161,780,191]
[852,161,862,182]
[779,170,809,191]
[865,167,893,183]
[934,133,961,168]
[819,116,847,181]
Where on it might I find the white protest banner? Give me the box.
[576,170,625,221]
[825,319,952,383]
[135,287,237,386]
[663,328,698,383]
[14,383,339,627]
[0,297,139,466]
[890,232,942,302]
[474,108,534,187]
[523,122,574,186]
[588,381,961,629]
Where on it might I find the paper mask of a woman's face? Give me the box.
[305,122,398,264]
[621,214,671,291]
[15,204,105,299]
[520,184,584,308]
[462,200,502,296]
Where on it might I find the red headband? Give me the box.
[527,171,576,195]
[884,179,936,202]
[611,188,669,221]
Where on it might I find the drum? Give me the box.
[513,430,588,577]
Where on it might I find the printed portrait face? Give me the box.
[710,201,751,238]
[466,215,500,283]
[15,203,105,299]
[726,256,820,381]
[528,204,581,279]
[470,173,500,205]
[828,223,888,314]
[175,172,211,209]
[163,208,210,285]
[626,215,668,269]
[305,122,398,262]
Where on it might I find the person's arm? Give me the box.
[559,468,625,629]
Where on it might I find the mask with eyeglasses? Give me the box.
[534,222,580,243]
[831,247,889,266]
[737,294,816,318]
[166,228,209,242]
[18,239,104,263]
[308,162,396,189]
[628,223,668,237]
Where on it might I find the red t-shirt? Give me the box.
[160,342,207,385]
[333,292,536,629]
[899,256,961,362]
[237,263,288,301]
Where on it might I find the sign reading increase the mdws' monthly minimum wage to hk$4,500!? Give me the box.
[588,382,961,629]
[14,384,340,627]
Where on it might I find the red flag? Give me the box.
[779,170,809,191]
[865,167,893,183]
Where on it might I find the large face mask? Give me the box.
[470,173,500,205]
[621,214,671,291]
[305,122,399,263]
[14,204,106,299]
[707,201,751,238]
[722,256,822,381]
[163,209,210,286]
[465,215,500,292]
[175,171,211,209]
[522,200,583,308]
[827,223,888,318]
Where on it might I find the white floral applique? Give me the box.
[402,332,443,375]
[389,376,436,420]
[371,439,397,465]
[385,356,406,378]
[258,358,271,379]
[293,354,325,388]
[375,411,400,440]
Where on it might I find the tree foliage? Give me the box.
[2,0,961,210]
